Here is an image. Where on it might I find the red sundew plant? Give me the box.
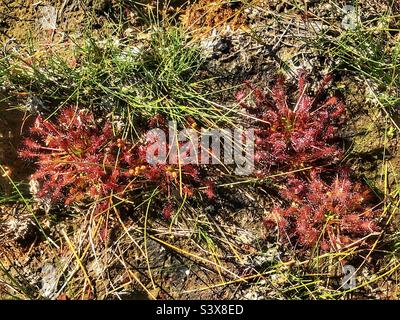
[236,73,346,175]
[20,107,214,215]
[19,107,138,205]
[264,170,380,251]
[138,131,215,200]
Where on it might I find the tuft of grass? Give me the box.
[0,19,234,134]
[315,17,400,130]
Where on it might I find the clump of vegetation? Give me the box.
[317,24,400,126]
[19,106,214,214]
[236,73,346,175]
[264,169,380,251]
[19,106,135,206]
[0,25,231,130]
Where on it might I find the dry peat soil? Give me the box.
[0,0,400,300]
